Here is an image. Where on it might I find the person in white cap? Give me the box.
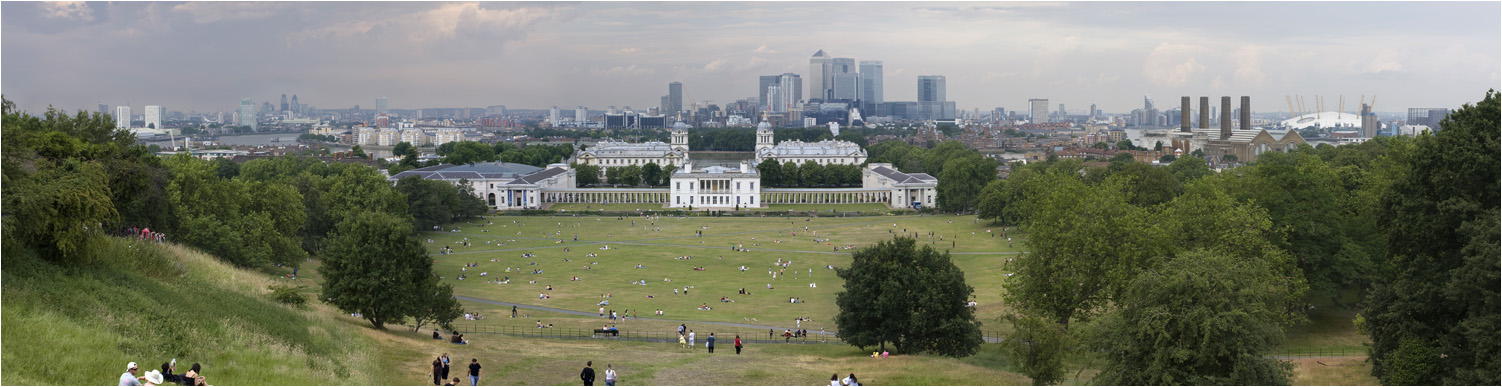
[120,362,143,386]
[144,370,164,386]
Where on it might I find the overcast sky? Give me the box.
[4,1,1498,115]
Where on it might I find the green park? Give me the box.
[2,91,1498,385]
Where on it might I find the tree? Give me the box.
[1115,139,1136,151]
[1092,249,1295,385]
[1158,154,1177,163]
[1167,155,1211,182]
[800,161,824,187]
[605,167,621,185]
[392,142,417,158]
[349,145,367,158]
[937,155,999,212]
[757,159,782,187]
[319,211,433,330]
[409,277,464,332]
[1003,313,1070,386]
[439,141,496,165]
[782,161,800,187]
[834,237,982,357]
[641,162,662,187]
[1365,90,1500,385]
[619,164,642,187]
[975,180,1008,222]
[572,163,601,186]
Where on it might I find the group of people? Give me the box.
[125,227,167,244]
[428,354,483,386]
[829,373,860,386]
[118,360,205,386]
[579,361,617,386]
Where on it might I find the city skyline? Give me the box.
[3,1,1498,115]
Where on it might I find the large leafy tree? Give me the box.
[641,162,663,187]
[757,159,782,187]
[319,211,435,330]
[571,163,601,186]
[619,164,642,187]
[800,161,824,187]
[396,176,486,231]
[1092,250,1295,385]
[937,155,998,212]
[1364,90,1500,385]
[834,237,982,357]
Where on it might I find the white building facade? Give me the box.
[862,163,938,209]
[389,162,575,210]
[669,161,761,208]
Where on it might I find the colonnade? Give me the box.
[759,190,890,204]
[543,190,670,204]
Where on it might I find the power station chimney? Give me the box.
[1240,96,1251,131]
[1181,96,1192,132]
[1199,96,1210,129]
[1221,96,1232,140]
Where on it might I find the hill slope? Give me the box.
[1,237,382,385]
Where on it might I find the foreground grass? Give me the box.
[425,215,1020,333]
[0,238,383,385]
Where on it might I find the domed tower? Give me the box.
[755,114,775,153]
[670,120,690,152]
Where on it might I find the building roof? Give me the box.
[579,141,684,158]
[870,166,936,184]
[511,167,567,184]
[389,162,543,181]
[1279,112,1363,130]
[757,140,866,158]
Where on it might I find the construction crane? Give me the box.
[1339,95,1345,118]
[1287,96,1296,119]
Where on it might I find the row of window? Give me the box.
[674,182,755,191]
[675,195,755,205]
[593,158,677,166]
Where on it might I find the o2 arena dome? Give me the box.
[1280,112,1363,130]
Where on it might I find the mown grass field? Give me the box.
[422,214,1022,333]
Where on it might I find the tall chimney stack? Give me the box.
[1240,96,1251,131]
[1180,96,1191,132]
[1199,96,1210,129]
[1221,96,1232,140]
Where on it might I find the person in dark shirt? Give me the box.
[468,358,482,386]
[580,361,596,386]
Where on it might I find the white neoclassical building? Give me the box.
[753,120,867,165]
[669,161,761,208]
[862,163,938,209]
[574,122,691,169]
[388,162,575,210]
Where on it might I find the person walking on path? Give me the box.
[512,306,517,318]
[430,357,443,386]
[688,330,696,350]
[734,335,743,354]
[678,333,686,349]
[707,333,716,353]
[467,358,481,386]
[441,353,452,381]
[581,361,596,386]
[604,364,617,386]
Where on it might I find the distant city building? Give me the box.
[1406,108,1450,130]
[115,105,132,129]
[575,106,588,124]
[238,98,257,131]
[290,94,300,114]
[667,81,684,116]
[549,106,560,126]
[144,105,165,130]
[916,75,953,120]
[375,97,388,116]
[1029,99,1049,124]
[809,50,833,100]
[486,105,507,117]
[575,140,689,169]
[98,104,109,116]
[859,60,884,115]
[280,94,289,112]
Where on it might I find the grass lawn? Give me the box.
[423,215,1022,333]
[546,203,666,211]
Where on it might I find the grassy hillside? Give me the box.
[0,237,383,385]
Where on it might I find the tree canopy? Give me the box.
[834,237,982,357]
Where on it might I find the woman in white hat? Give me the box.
[143,370,165,386]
